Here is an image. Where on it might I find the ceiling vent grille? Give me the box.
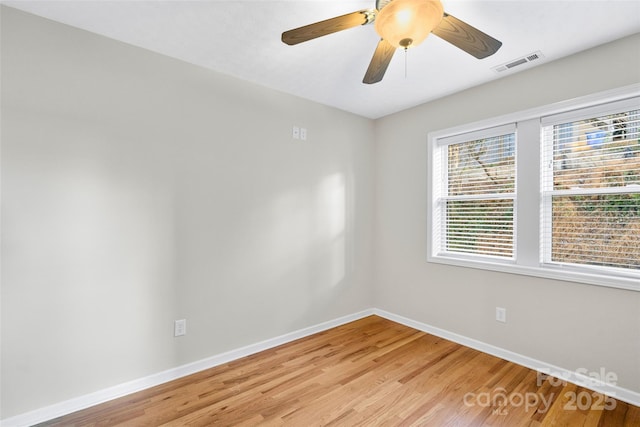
[493,51,544,73]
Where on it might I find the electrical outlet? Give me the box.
[300,127,307,140]
[496,307,507,323]
[174,319,186,337]
[292,126,300,139]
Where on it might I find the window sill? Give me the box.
[427,254,640,292]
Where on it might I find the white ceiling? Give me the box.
[3,0,640,119]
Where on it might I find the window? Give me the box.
[428,87,640,291]
[542,103,640,272]
[434,125,516,259]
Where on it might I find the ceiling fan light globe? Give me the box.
[374,0,444,48]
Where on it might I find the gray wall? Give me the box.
[1,7,374,417]
[373,33,640,393]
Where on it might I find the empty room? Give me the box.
[1,1,639,425]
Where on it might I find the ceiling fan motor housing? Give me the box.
[374,0,444,48]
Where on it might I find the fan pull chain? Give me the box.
[404,47,408,79]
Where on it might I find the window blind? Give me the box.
[442,132,516,258]
[542,103,640,271]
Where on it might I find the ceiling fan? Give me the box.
[282,0,502,84]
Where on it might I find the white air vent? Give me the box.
[492,51,545,73]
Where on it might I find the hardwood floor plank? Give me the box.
[35,315,639,426]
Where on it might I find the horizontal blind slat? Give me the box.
[542,105,640,272]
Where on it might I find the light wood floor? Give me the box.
[37,315,639,426]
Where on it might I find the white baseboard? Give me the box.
[2,307,638,426]
[0,309,375,427]
[372,308,640,408]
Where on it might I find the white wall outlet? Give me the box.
[292,126,300,139]
[300,127,307,140]
[174,319,186,337]
[496,307,507,323]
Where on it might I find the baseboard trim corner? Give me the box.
[371,308,640,408]
[0,308,375,427]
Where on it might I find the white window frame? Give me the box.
[427,84,640,292]
[432,123,517,262]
